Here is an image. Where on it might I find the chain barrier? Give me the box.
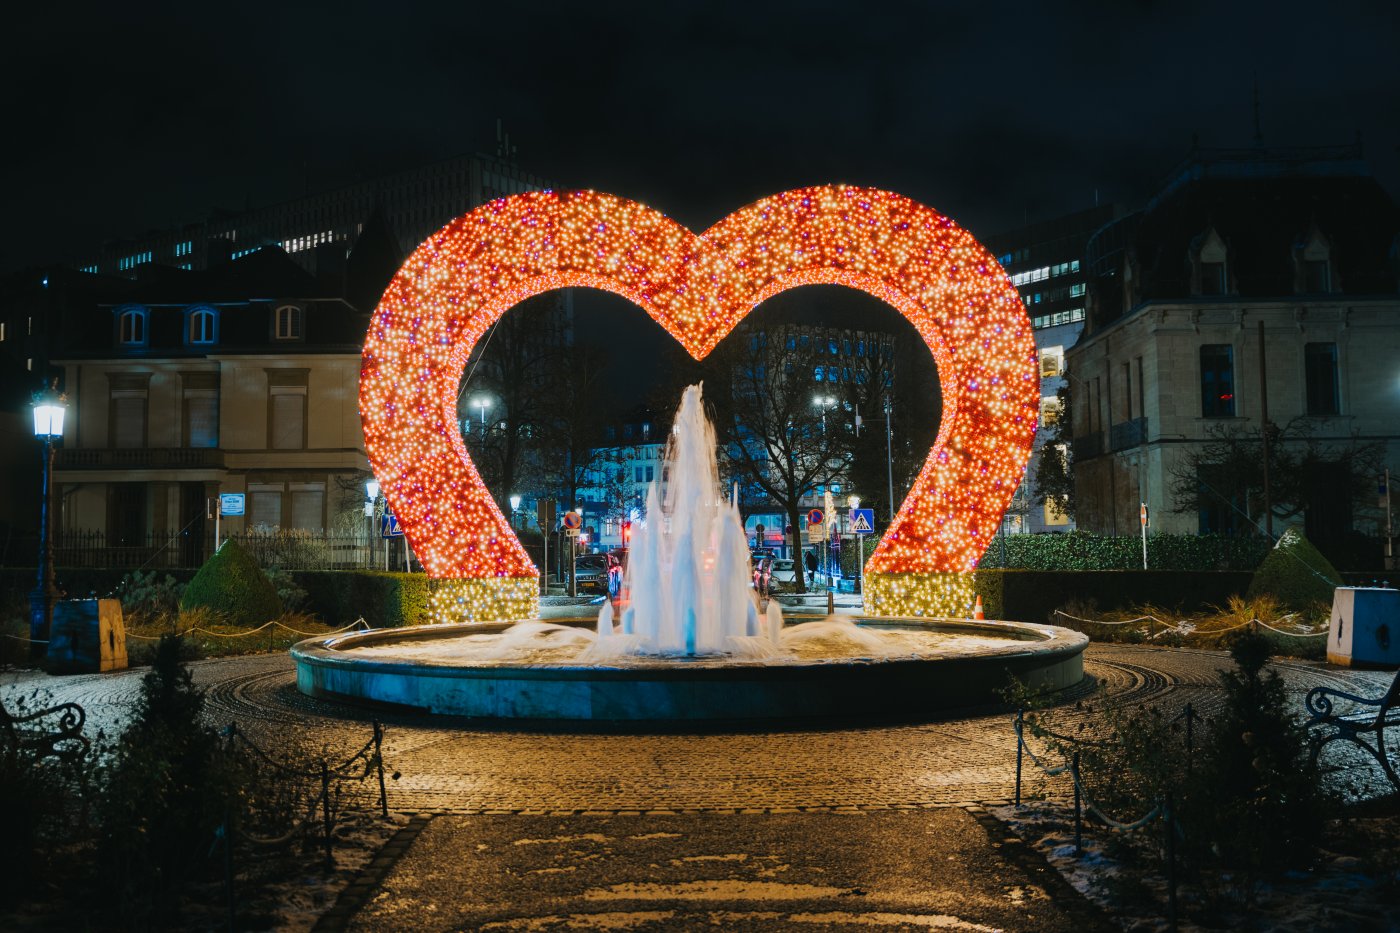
[126,616,371,641]
[1052,609,1328,638]
[1012,707,1182,929]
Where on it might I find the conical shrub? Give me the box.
[179,539,283,626]
[1245,526,1343,611]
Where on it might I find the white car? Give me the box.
[768,559,798,586]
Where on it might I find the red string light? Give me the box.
[361,186,1037,619]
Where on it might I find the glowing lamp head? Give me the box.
[365,479,380,501]
[849,495,861,509]
[509,495,522,512]
[31,384,67,438]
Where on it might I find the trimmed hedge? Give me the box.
[976,532,1269,572]
[180,540,283,626]
[293,570,429,628]
[973,570,1254,625]
[1247,527,1344,611]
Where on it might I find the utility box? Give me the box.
[47,599,128,674]
[1327,587,1400,668]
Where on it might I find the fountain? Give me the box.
[292,385,1087,723]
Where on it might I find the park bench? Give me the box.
[0,696,89,764]
[1305,668,1400,790]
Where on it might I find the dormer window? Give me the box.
[274,304,303,340]
[1294,227,1332,294]
[116,306,148,347]
[1192,228,1229,297]
[187,306,218,346]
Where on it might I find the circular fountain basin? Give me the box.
[291,617,1088,723]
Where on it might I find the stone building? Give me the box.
[1069,144,1400,564]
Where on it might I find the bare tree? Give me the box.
[703,325,853,593]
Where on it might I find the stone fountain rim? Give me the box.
[290,616,1089,679]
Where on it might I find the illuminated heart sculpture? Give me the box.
[360,186,1038,621]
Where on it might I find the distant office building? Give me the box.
[985,204,1122,533]
[1069,143,1400,566]
[74,150,550,282]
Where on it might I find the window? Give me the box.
[1039,348,1063,378]
[183,372,218,448]
[0,321,5,341]
[1303,260,1330,293]
[116,307,147,346]
[274,305,303,340]
[1200,262,1226,295]
[267,370,309,449]
[289,483,326,531]
[1040,397,1060,426]
[1304,343,1340,416]
[646,466,655,482]
[187,307,218,345]
[248,483,283,528]
[1200,345,1235,417]
[108,374,150,448]
[635,466,644,482]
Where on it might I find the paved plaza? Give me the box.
[4,643,1392,929]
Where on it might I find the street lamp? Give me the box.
[812,394,835,433]
[509,494,522,530]
[470,395,492,433]
[30,382,67,659]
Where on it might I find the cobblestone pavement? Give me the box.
[3,644,1391,813]
[346,810,1113,932]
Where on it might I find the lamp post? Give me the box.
[365,478,382,570]
[470,395,492,435]
[812,394,835,433]
[509,494,522,531]
[30,383,67,660]
[848,494,862,600]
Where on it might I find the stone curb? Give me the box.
[311,813,434,933]
[964,805,1117,932]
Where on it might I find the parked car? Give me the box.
[571,554,611,595]
[769,558,798,586]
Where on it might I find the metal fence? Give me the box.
[0,529,388,572]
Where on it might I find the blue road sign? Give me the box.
[380,514,405,538]
[219,493,245,516]
[850,508,876,534]
[806,508,824,526]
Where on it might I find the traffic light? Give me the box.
[621,520,632,544]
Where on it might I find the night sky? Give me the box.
[5,1,1397,276]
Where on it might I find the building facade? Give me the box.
[42,250,377,565]
[984,204,1122,533]
[1068,145,1400,566]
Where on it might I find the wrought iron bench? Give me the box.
[0,696,90,764]
[1305,668,1400,790]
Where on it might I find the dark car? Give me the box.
[572,554,612,594]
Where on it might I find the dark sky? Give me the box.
[4,0,1397,273]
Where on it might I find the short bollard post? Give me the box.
[1165,792,1178,932]
[1183,703,1196,775]
[1072,751,1082,857]
[826,589,835,615]
[1014,709,1024,808]
[374,720,389,818]
[320,759,334,872]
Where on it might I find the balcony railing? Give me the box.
[1110,417,1149,451]
[54,448,226,470]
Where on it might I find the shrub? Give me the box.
[98,635,243,927]
[294,570,429,628]
[1245,526,1344,611]
[264,567,309,612]
[115,569,184,622]
[180,539,283,626]
[1182,632,1330,882]
[976,531,1269,572]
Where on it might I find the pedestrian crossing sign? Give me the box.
[850,508,875,534]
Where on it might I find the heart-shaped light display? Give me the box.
[361,186,1038,621]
